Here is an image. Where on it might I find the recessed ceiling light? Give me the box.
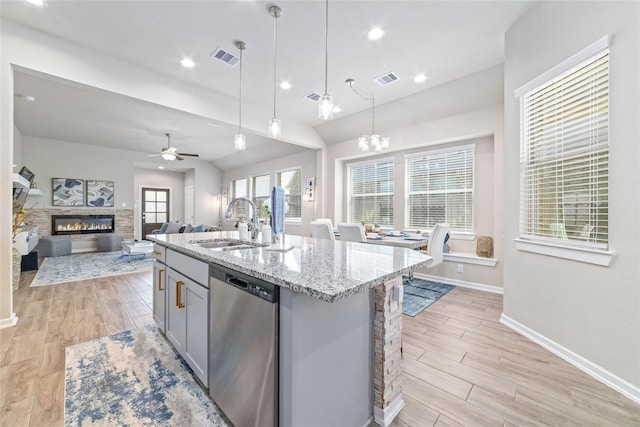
[180,58,195,68]
[158,166,164,169]
[24,0,47,7]
[280,81,292,90]
[413,73,427,83]
[367,27,385,41]
[332,106,341,113]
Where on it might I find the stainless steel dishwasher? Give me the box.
[209,264,279,427]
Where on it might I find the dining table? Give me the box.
[364,233,429,250]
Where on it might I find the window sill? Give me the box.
[443,252,497,267]
[451,231,476,241]
[513,238,615,267]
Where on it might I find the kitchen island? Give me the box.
[149,231,431,427]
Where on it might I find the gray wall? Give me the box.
[504,1,640,390]
[222,149,319,237]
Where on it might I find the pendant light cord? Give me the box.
[238,46,243,133]
[324,0,329,95]
[273,10,278,117]
[347,79,376,133]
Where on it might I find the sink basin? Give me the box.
[188,239,264,251]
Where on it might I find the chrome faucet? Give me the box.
[224,197,260,240]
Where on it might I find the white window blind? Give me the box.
[406,145,474,230]
[231,178,247,218]
[519,49,609,248]
[347,159,394,226]
[252,174,271,216]
[277,168,301,219]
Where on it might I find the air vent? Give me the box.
[211,47,240,66]
[304,92,322,102]
[374,72,399,86]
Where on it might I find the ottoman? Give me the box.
[97,234,124,252]
[38,236,72,257]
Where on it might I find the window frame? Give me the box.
[513,35,615,266]
[404,144,475,234]
[346,156,395,227]
[276,167,302,222]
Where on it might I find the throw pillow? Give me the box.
[165,222,182,234]
[183,224,193,233]
[158,223,169,234]
[191,224,205,233]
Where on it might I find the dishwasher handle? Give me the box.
[227,275,249,290]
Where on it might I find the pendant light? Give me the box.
[347,79,390,152]
[318,0,333,120]
[268,6,282,138]
[234,40,247,151]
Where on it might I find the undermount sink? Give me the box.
[188,239,264,251]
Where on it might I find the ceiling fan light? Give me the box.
[269,117,281,138]
[318,94,334,120]
[234,133,246,151]
[381,136,390,149]
[161,152,176,161]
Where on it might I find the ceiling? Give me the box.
[2,0,534,170]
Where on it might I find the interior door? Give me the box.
[142,187,170,238]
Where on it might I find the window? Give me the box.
[252,174,271,217]
[517,43,609,249]
[277,168,301,220]
[230,178,247,218]
[347,158,394,226]
[406,145,474,230]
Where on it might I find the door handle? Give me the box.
[176,281,185,309]
[158,269,165,291]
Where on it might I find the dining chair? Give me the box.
[315,218,334,231]
[310,221,335,240]
[337,223,367,242]
[408,223,450,281]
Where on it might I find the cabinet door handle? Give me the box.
[154,251,163,255]
[176,281,185,309]
[158,269,165,291]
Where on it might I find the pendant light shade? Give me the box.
[235,40,246,151]
[319,0,333,120]
[269,6,283,138]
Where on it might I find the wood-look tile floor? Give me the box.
[1,272,638,426]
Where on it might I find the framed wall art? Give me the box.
[52,178,84,206]
[86,180,115,207]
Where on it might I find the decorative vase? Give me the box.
[364,223,374,233]
[12,247,21,290]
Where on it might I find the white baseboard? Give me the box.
[500,314,640,405]
[0,313,19,329]
[373,395,405,427]
[360,416,374,427]
[414,273,504,294]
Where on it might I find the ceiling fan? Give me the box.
[149,133,199,161]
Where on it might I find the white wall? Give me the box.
[327,105,504,289]
[133,167,185,239]
[504,1,640,392]
[221,149,319,237]
[194,163,222,228]
[12,126,22,168]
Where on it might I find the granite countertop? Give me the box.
[149,231,431,303]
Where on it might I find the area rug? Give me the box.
[402,277,455,317]
[30,250,153,287]
[65,324,227,427]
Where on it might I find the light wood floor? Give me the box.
[1,272,639,426]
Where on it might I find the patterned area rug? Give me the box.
[65,324,227,426]
[31,250,153,287]
[402,277,455,317]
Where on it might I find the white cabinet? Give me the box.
[152,261,167,333]
[164,248,209,387]
[152,244,167,332]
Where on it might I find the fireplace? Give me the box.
[52,215,115,235]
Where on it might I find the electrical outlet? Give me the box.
[457,263,464,273]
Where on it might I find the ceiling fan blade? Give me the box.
[147,153,161,157]
[177,152,199,157]
[175,154,185,161]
